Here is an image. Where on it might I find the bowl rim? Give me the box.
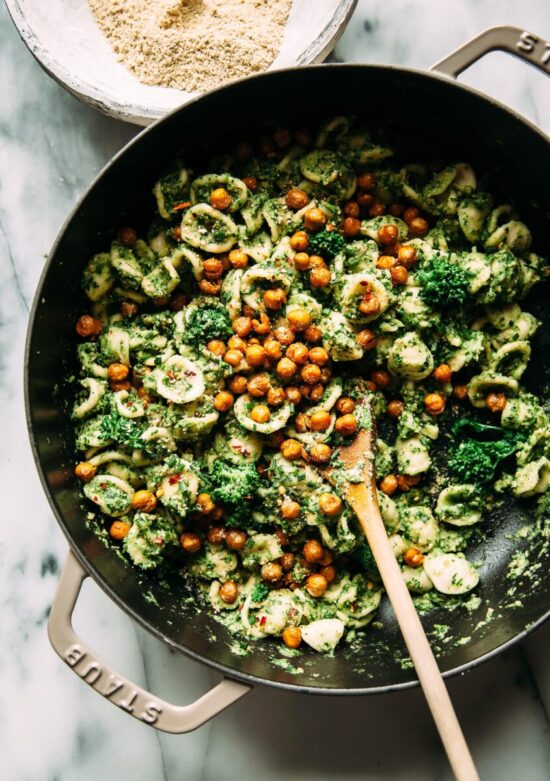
[5,0,359,126]
[24,60,550,695]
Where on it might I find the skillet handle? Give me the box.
[432,26,550,78]
[48,550,251,733]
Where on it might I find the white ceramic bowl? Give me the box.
[6,0,357,126]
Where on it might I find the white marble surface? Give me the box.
[1,1,549,779]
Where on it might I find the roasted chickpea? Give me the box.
[207,339,227,356]
[307,347,328,367]
[203,257,224,279]
[309,410,332,432]
[389,203,405,216]
[214,391,234,412]
[303,539,324,564]
[228,248,249,269]
[121,301,139,317]
[207,525,226,545]
[379,474,398,496]
[273,326,295,346]
[356,192,374,210]
[433,363,452,383]
[110,380,131,393]
[198,279,222,295]
[282,626,302,649]
[424,392,446,415]
[220,580,239,604]
[109,520,132,540]
[371,369,391,390]
[250,404,270,424]
[280,552,296,571]
[284,386,302,405]
[276,356,298,379]
[295,127,312,146]
[334,397,354,416]
[286,342,309,365]
[320,565,336,584]
[356,329,377,351]
[397,245,417,267]
[262,561,283,582]
[359,294,381,316]
[235,142,253,161]
[274,128,292,148]
[210,187,232,210]
[194,495,214,516]
[309,255,326,269]
[404,547,424,568]
[290,230,309,251]
[309,266,332,288]
[309,443,332,463]
[232,316,253,337]
[117,227,137,247]
[378,224,399,245]
[245,344,266,368]
[252,312,271,335]
[304,207,327,231]
[226,529,248,551]
[397,474,421,493]
[335,414,358,436]
[242,174,257,190]
[303,324,323,343]
[390,265,408,285]
[293,252,312,271]
[403,207,420,224]
[285,188,310,210]
[300,363,322,385]
[228,335,247,352]
[264,337,283,360]
[75,315,102,338]
[107,363,129,383]
[357,172,376,191]
[486,392,507,413]
[368,201,386,217]
[408,217,429,237]
[319,493,343,516]
[376,254,397,270]
[387,400,404,418]
[223,348,244,367]
[281,499,300,521]
[74,462,96,482]
[287,308,312,332]
[342,217,361,238]
[263,288,286,310]
[228,375,248,394]
[306,573,328,598]
[344,200,360,218]
[132,490,157,513]
[180,532,202,554]
[265,387,284,407]
[280,438,303,461]
[247,374,270,397]
[453,384,469,400]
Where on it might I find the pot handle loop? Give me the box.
[48,550,251,733]
[432,25,550,78]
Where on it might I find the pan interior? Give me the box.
[26,65,550,692]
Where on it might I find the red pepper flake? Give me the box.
[259,616,267,627]
[184,369,196,377]
[172,226,182,241]
[172,201,191,212]
[154,536,164,546]
[100,482,106,490]
[92,496,98,502]
[166,371,176,380]
[168,474,180,484]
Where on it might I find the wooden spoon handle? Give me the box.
[347,482,479,781]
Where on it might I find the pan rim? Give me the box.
[24,61,550,694]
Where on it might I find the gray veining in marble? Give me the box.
[1,1,549,779]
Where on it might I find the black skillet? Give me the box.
[26,27,550,732]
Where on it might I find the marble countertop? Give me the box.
[1,1,549,779]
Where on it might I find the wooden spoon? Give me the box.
[322,402,479,781]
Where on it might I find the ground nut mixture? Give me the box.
[89,0,293,92]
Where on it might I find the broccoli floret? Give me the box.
[307,229,346,260]
[352,544,379,576]
[448,418,521,484]
[209,460,261,507]
[185,305,232,345]
[417,258,470,309]
[250,582,269,602]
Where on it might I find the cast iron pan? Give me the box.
[25,27,550,732]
